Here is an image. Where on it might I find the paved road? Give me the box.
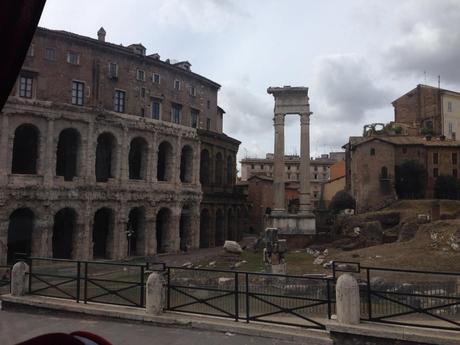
[0,309,297,345]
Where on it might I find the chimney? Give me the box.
[97,27,106,42]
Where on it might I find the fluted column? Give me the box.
[299,112,313,214]
[272,113,285,214]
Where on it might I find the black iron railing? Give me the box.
[165,266,334,329]
[333,261,460,331]
[0,265,11,294]
[26,257,158,308]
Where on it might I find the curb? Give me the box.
[1,295,333,345]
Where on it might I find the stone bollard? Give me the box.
[11,261,29,296]
[146,272,165,315]
[335,273,360,325]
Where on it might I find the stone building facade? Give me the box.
[240,153,340,203]
[393,84,460,139]
[0,27,246,264]
[344,135,460,213]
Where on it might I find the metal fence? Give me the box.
[0,265,11,295]
[333,261,460,331]
[165,266,334,329]
[27,257,157,308]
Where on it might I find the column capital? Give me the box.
[273,113,285,126]
[300,112,312,125]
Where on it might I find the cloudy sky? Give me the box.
[39,0,460,163]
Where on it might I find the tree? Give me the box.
[395,160,426,199]
[434,175,459,199]
[329,190,356,214]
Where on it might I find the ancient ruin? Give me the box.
[267,86,316,235]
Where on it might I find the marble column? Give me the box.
[299,112,313,214]
[272,113,285,214]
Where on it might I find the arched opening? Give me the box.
[199,209,210,248]
[180,145,193,183]
[215,152,223,186]
[179,206,192,251]
[127,207,145,256]
[215,209,225,246]
[200,149,210,185]
[227,209,235,241]
[95,132,117,182]
[52,208,76,259]
[226,155,234,185]
[56,128,80,181]
[12,124,39,174]
[156,208,171,253]
[381,166,388,179]
[129,137,148,180]
[92,208,114,259]
[157,141,173,182]
[7,208,34,264]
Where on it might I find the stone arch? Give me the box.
[7,208,34,263]
[129,137,148,180]
[215,152,223,186]
[227,208,235,241]
[156,207,171,253]
[12,124,39,174]
[199,208,210,248]
[56,128,80,181]
[92,207,114,259]
[179,205,192,251]
[52,208,77,259]
[180,145,194,183]
[215,209,225,246]
[157,141,174,182]
[95,132,118,182]
[127,207,146,256]
[226,155,234,185]
[200,149,210,185]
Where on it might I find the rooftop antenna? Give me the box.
[438,75,441,89]
[424,71,427,84]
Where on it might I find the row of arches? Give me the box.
[199,207,243,248]
[5,205,195,264]
[200,149,234,186]
[11,124,195,183]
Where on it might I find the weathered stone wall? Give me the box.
[0,99,202,264]
[350,140,397,212]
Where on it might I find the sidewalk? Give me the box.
[0,294,332,345]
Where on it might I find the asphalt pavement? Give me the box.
[0,309,298,345]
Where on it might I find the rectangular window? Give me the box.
[67,51,80,65]
[141,108,145,117]
[19,76,33,98]
[136,69,145,81]
[71,81,84,106]
[251,164,254,169]
[433,152,438,164]
[27,44,34,57]
[153,73,160,84]
[171,103,181,124]
[454,169,458,178]
[151,100,161,120]
[45,48,56,61]
[190,86,196,96]
[449,122,453,135]
[261,164,264,169]
[191,109,199,128]
[448,101,453,112]
[288,165,291,170]
[141,87,145,98]
[114,90,126,113]
[453,153,458,165]
[174,79,181,91]
[206,118,211,130]
[109,63,118,78]
[433,168,439,178]
[314,166,318,171]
